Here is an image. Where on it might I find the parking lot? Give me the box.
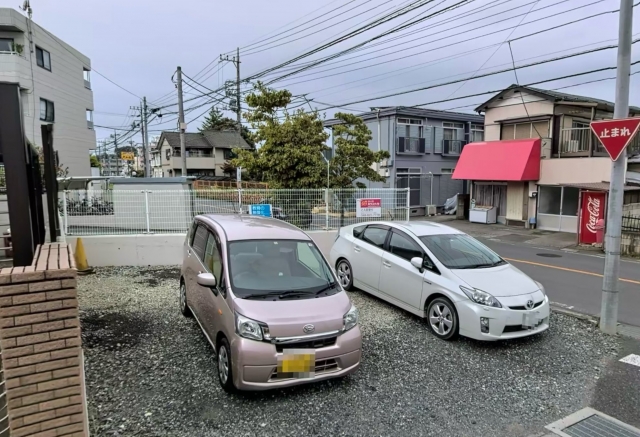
[78,266,625,437]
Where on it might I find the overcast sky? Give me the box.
[4,0,639,147]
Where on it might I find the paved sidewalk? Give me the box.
[412,215,591,252]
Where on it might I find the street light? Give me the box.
[321,151,331,230]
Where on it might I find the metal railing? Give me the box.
[559,127,594,154]
[443,140,465,155]
[59,188,410,235]
[622,214,640,233]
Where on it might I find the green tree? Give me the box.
[199,107,255,148]
[221,160,236,177]
[90,155,101,168]
[329,112,389,188]
[232,83,328,189]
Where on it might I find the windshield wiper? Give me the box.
[313,282,338,295]
[241,290,313,300]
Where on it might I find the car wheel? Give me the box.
[179,281,192,317]
[217,338,236,392]
[336,259,354,291]
[427,297,459,341]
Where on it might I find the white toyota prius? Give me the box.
[329,221,550,341]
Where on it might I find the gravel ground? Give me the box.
[79,267,620,437]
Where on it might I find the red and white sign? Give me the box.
[356,198,382,218]
[579,191,606,245]
[590,117,640,161]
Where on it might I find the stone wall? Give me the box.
[0,243,88,437]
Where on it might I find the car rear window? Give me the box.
[362,227,388,248]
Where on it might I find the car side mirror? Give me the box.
[197,272,217,288]
[410,257,424,272]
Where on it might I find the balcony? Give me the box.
[0,52,31,89]
[558,127,640,157]
[443,139,466,156]
[397,137,425,154]
[171,156,215,169]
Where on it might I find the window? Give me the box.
[419,234,504,269]
[539,186,579,216]
[362,226,388,248]
[86,109,93,129]
[192,224,209,260]
[36,46,51,71]
[389,231,423,262]
[83,68,91,89]
[471,124,484,142]
[0,38,13,52]
[353,225,366,239]
[501,121,549,139]
[443,122,464,140]
[397,119,425,153]
[223,149,236,160]
[227,240,335,298]
[203,232,223,282]
[39,98,54,122]
[297,242,323,278]
[441,168,454,174]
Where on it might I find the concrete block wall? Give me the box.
[0,243,88,437]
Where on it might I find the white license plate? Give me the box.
[522,313,541,328]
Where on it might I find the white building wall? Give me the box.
[0,8,95,176]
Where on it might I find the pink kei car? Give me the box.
[179,214,362,392]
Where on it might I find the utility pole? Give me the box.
[176,66,187,177]
[114,131,119,177]
[600,0,633,335]
[142,97,150,177]
[220,48,242,131]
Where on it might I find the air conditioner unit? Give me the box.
[540,138,552,159]
[378,168,390,178]
[425,205,437,216]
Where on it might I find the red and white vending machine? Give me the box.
[578,191,606,245]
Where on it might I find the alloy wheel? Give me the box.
[180,283,187,313]
[430,303,453,336]
[337,261,351,288]
[218,346,229,385]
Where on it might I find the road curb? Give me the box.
[550,305,640,340]
[550,305,599,324]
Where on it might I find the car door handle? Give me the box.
[354,246,361,252]
[383,261,391,268]
[424,279,432,284]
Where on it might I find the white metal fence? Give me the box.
[59,188,410,236]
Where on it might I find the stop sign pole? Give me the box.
[593,0,635,335]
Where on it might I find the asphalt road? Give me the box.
[478,238,640,327]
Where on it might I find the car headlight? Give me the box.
[343,304,358,331]
[534,281,546,296]
[460,286,502,308]
[235,313,267,341]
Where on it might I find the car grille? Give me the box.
[502,319,545,334]
[269,358,339,381]
[275,336,337,353]
[508,300,544,311]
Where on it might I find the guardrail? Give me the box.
[59,188,410,235]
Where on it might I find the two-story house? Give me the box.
[324,107,484,216]
[151,130,252,177]
[0,8,96,176]
[453,85,640,240]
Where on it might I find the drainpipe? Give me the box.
[377,109,381,152]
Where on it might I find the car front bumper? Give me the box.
[231,326,362,391]
[457,295,550,341]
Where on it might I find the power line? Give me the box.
[242,0,386,56]
[261,0,472,84]
[300,42,640,111]
[274,0,610,87]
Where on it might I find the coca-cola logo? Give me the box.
[585,196,601,234]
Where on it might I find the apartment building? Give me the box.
[0,8,95,176]
[151,130,252,177]
[324,107,484,215]
[453,85,640,242]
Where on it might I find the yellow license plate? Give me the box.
[278,350,315,377]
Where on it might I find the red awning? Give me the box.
[452,139,540,181]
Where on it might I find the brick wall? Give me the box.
[0,243,88,437]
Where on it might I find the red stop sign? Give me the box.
[590,118,640,161]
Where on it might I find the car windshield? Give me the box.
[228,239,337,299]
[418,234,505,269]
